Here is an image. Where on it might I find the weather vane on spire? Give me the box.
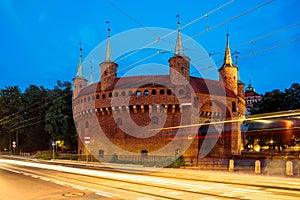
[226,26,230,45]
[105,21,110,37]
[104,21,112,62]
[78,41,82,58]
[176,14,180,25]
[78,41,82,51]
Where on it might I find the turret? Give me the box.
[246,77,255,92]
[73,42,88,99]
[100,21,118,91]
[218,34,238,95]
[168,15,190,85]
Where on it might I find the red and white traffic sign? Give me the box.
[84,136,90,144]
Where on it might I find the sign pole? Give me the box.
[52,141,55,160]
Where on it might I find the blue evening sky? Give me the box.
[0,0,299,94]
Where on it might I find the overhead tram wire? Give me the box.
[0,86,72,123]
[112,0,235,64]
[2,1,280,122]
[10,119,48,133]
[186,0,275,43]
[0,1,276,125]
[240,37,300,60]
[104,0,159,38]
[0,0,286,126]
[5,38,299,132]
[9,115,45,130]
[87,0,236,81]
[0,90,73,128]
[233,22,300,49]
[10,109,74,132]
[192,22,300,67]
[198,23,300,61]
[90,0,274,80]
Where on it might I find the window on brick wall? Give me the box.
[151,116,159,124]
[167,89,172,95]
[232,102,237,112]
[152,89,157,95]
[99,150,104,158]
[179,89,184,95]
[116,118,122,125]
[144,90,149,95]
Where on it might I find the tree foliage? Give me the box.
[250,83,300,114]
[0,81,77,153]
[45,81,77,151]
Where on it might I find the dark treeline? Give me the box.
[0,80,299,154]
[0,81,77,153]
[250,83,300,114]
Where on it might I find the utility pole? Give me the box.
[9,132,12,155]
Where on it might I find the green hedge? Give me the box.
[35,151,58,160]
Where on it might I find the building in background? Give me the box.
[245,79,262,114]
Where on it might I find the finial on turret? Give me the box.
[246,76,255,92]
[104,21,112,62]
[106,21,110,38]
[175,14,184,56]
[76,41,84,77]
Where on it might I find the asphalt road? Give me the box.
[0,156,300,200]
[0,168,106,200]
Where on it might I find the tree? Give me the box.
[45,81,77,151]
[284,83,300,110]
[0,86,23,153]
[0,81,78,153]
[250,83,300,114]
[20,85,51,152]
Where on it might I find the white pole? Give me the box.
[52,142,55,160]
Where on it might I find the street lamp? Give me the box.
[51,141,55,160]
[56,140,61,152]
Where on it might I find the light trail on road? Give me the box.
[1,157,300,199]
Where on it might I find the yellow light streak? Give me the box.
[157,109,300,131]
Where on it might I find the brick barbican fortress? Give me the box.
[72,25,246,165]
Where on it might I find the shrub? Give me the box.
[35,151,58,160]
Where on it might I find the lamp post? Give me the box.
[56,140,61,152]
[52,141,55,160]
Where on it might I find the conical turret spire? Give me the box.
[175,15,184,56]
[76,42,84,77]
[246,76,255,92]
[104,21,112,62]
[223,33,233,66]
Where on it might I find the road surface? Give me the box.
[0,156,299,200]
